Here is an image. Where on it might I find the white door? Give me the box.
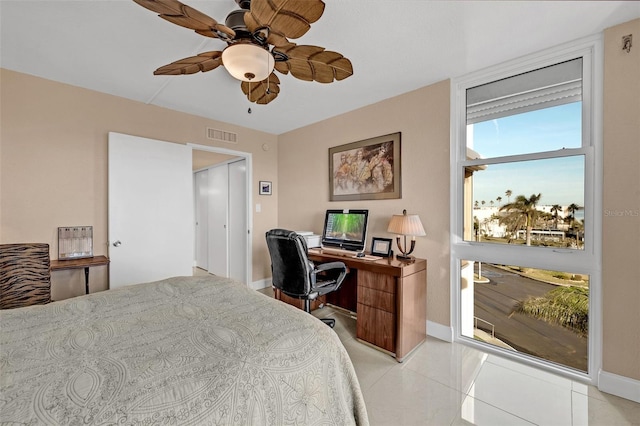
[194,170,209,270]
[228,159,247,283]
[208,164,228,277]
[108,132,194,288]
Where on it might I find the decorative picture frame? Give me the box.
[58,226,93,260]
[259,181,272,195]
[371,237,393,257]
[329,132,401,201]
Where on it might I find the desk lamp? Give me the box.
[387,210,426,260]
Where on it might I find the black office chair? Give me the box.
[266,229,348,328]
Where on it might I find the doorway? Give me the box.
[107,134,253,288]
[190,144,253,285]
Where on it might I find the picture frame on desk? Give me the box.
[371,237,393,257]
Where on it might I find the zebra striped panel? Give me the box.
[0,243,51,309]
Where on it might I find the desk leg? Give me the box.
[84,267,90,294]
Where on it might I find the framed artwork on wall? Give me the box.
[329,132,401,201]
[259,181,272,195]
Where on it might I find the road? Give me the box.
[473,263,587,372]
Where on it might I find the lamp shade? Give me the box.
[387,210,426,236]
[222,43,275,82]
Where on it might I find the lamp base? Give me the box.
[395,254,415,262]
[395,236,417,262]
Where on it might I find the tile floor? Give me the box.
[250,280,640,426]
[307,304,640,426]
[194,269,640,426]
[194,267,638,424]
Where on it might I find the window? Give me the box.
[451,37,602,380]
[468,155,585,249]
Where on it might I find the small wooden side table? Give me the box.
[50,256,109,294]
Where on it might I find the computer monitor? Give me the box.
[321,209,369,252]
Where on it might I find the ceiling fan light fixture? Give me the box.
[222,43,275,82]
[134,0,351,104]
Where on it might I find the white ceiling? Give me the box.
[1,1,639,135]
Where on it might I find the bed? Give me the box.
[0,275,368,425]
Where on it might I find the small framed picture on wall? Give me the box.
[259,181,272,195]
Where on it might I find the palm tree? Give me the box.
[496,196,502,206]
[499,193,542,246]
[566,203,583,228]
[473,216,480,239]
[567,213,585,249]
[550,204,562,229]
[537,211,554,230]
[505,189,512,204]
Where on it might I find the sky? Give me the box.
[469,102,584,208]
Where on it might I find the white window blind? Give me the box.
[466,58,582,124]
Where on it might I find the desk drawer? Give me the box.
[358,270,395,292]
[357,303,395,352]
[358,286,395,313]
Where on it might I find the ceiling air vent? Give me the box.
[207,127,238,144]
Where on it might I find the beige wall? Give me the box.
[277,80,451,327]
[602,18,640,381]
[0,69,279,299]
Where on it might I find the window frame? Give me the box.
[450,35,603,383]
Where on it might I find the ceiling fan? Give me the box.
[133,0,354,104]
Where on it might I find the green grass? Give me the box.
[500,265,589,288]
[515,286,589,335]
[479,235,582,249]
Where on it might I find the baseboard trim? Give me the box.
[250,278,271,291]
[598,370,640,403]
[427,320,454,342]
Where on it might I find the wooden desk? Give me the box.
[50,256,109,295]
[275,249,427,362]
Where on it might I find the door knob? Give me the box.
[113,240,122,247]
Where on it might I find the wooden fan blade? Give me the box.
[154,51,223,75]
[273,43,353,83]
[241,73,281,104]
[245,0,324,40]
[266,31,290,48]
[133,0,235,39]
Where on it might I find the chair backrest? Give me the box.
[0,243,51,309]
[265,229,313,298]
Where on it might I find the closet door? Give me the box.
[228,159,247,283]
[194,170,209,270]
[208,165,229,277]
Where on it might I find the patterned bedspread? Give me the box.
[0,275,368,425]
